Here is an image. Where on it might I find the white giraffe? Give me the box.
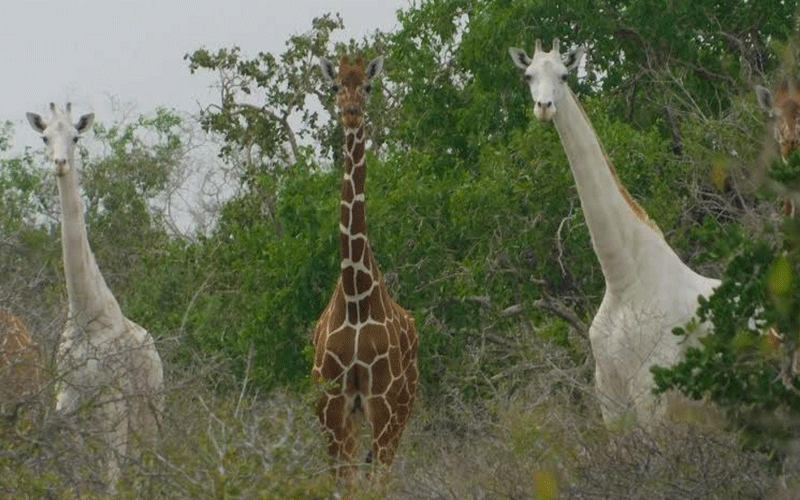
[510,40,720,426]
[27,103,164,491]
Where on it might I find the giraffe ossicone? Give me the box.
[312,55,419,478]
[510,39,721,426]
[27,103,164,493]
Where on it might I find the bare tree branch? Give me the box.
[532,296,589,338]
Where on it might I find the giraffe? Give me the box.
[755,82,800,378]
[0,309,41,417]
[755,80,800,216]
[26,103,164,492]
[510,40,721,426]
[312,55,419,477]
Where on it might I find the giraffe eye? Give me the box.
[42,137,49,145]
[72,137,79,144]
[560,74,568,82]
[525,74,533,83]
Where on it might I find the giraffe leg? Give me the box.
[317,393,360,478]
[98,394,127,494]
[365,345,418,469]
[366,394,402,467]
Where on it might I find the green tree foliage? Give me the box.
[165,1,800,399]
[0,122,56,319]
[170,162,340,389]
[185,13,355,178]
[83,109,183,298]
[0,122,41,234]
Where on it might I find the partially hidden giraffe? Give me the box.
[312,55,419,477]
[755,82,800,376]
[27,103,164,492]
[0,309,41,417]
[755,80,800,216]
[510,40,721,426]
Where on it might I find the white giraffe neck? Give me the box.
[57,156,123,327]
[552,89,676,294]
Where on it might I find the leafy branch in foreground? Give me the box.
[653,228,800,458]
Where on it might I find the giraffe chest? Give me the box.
[590,271,719,376]
[55,318,163,413]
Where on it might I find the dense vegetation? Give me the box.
[1,0,799,497]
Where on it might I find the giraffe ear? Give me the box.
[26,112,46,133]
[563,46,585,72]
[755,85,775,116]
[366,55,384,80]
[75,113,94,134]
[508,47,531,70]
[318,57,336,83]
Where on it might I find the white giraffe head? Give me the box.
[509,39,585,121]
[26,103,94,176]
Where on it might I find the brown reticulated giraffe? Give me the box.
[0,309,40,416]
[756,80,800,216]
[312,55,419,478]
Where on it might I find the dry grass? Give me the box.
[0,331,795,499]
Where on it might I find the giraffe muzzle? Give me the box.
[534,101,556,121]
[54,159,69,176]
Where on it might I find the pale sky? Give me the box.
[1,0,407,134]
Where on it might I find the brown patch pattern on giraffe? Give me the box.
[0,309,41,416]
[756,80,800,216]
[767,81,800,160]
[313,54,419,478]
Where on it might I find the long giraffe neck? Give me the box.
[340,123,381,307]
[57,155,123,327]
[553,89,672,294]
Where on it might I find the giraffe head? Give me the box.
[26,103,94,177]
[756,82,800,163]
[509,39,585,121]
[319,55,384,129]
